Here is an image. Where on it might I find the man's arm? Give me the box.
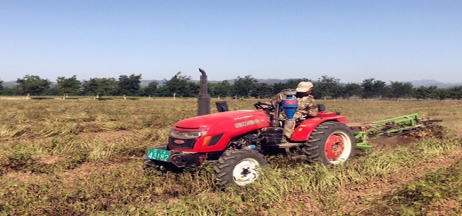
[299,96,318,117]
[271,92,284,104]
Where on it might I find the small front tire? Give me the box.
[214,149,267,187]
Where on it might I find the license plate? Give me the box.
[147,148,171,162]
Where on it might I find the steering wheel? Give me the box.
[254,101,274,112]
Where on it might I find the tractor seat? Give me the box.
[216,101,229,112]
[317,104,326,112]
[316,104,341,116]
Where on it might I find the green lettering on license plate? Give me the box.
[147,149,171,162]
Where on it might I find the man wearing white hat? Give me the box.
[272,81,318,139]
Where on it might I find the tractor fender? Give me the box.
[290,116,347,142]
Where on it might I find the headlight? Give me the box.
[169,129,207,139]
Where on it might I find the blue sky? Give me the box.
[1,0,461,83]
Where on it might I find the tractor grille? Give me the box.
[169,138,196,149]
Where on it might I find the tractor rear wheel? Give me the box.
[303,121,356,165]
[214,149,267,187]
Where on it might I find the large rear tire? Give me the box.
[303,121,356,165]
[214,149,267,187]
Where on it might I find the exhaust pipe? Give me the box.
[197,68,211,116]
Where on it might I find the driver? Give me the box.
[271,81,318,140]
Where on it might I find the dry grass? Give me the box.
[0,98,461,215]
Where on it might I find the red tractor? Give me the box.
[144,90,356,186]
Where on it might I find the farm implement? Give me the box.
[143,69,443,187]
[350,113,443,149]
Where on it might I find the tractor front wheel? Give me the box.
[303,121,356,165]
[214,149,267,187]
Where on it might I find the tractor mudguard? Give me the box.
[290,115,347,142]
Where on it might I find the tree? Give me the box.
[2,85,21,96]
[272,82,288,95]
[215,80,232,98]
[206,82,217,97]
[361,78,387,99]
[374,80,388,98]
[272,79,311,95]
[313,75,341,100]
[388,81,413,100]
[413,86,438,100]
[16,75,51,99]
[412,86,425,100]
[158,72,197,97]
[0,79,3,95]
[252,83,273,99]
[436,88,451,100]
[56,75,81,99]
[426,85,438,100]
[361,78,374,99]
[82,79,98,98]
[331,85,345,99]
[142,81,158,97]
[449,86,462,100]
[117,74,142,99]
[233,75,257,98]
[187,82,199,97]
[342,82,362,98]
[82,78,116,99]
[43,86,60,96]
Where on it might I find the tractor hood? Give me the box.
[174,110,269,130]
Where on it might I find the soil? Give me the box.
[4,138,461,215]
[58,161,126,190]
[37,155,64,165]
[334,148,462,215]
[1,115,459,215]
[266,134,462,215]
[427,198,461,215]
[6,171,45,182]
[367,135,417,151]
[75,130,138,141]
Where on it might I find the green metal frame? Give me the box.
[354,113,421,149]
[355,131,372,149]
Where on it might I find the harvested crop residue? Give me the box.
[334,148,462,215]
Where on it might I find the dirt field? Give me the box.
[0,98,461,215]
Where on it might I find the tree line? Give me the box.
[1,73,462,100]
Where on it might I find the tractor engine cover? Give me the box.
[168,110,271,153]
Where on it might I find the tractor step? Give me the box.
[276,143,307,161]
[277,143,304,148]
[290,155,307,160]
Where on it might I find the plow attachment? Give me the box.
[348,113,443,149]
